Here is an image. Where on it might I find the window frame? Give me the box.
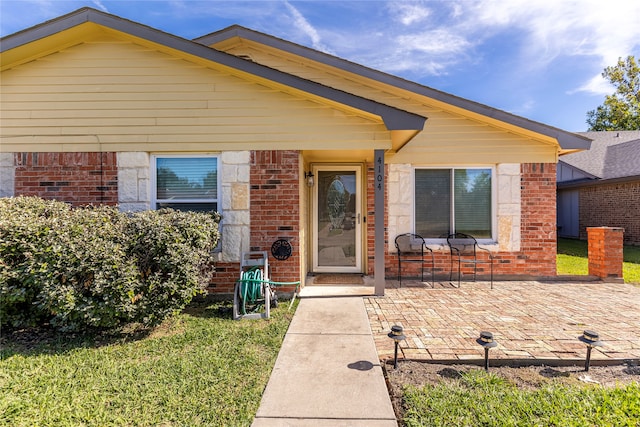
[150,153,221,213]
[413,166,496,244]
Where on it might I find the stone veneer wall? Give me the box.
[117,152,150,212]
[0,153,15,198]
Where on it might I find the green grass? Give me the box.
[0,301,296,427]
[557,238,640,284]
[401,369,640,427]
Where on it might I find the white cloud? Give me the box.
[381,57,450,76]
[283,1,333,54]
[92,0,108,12]
[396,29,471,56]
[455,0,640,65]
[573,74,615,96]
[353,0,640,88]
[388,2,431,26]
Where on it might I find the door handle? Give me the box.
[357,213,361,224]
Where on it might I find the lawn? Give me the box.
[400,369,640,427]
[0,301,295,427]
[557,237,640,284]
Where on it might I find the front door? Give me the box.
[312,165,363,273]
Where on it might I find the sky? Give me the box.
[1,0,639,132]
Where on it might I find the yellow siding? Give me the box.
[0,35,390,153]
[219,42,559,164]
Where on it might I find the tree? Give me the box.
[586,56,640,131]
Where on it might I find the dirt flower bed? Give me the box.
[385,360,640,422]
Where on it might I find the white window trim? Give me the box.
[413,166,497,244]
[150,154,221,213]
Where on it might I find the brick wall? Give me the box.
[206,261,241,294]
[249,150,301,289]
[579,181,640,245]
[13,152,118,206]
[587,227,624,279]
[510,162,558,277]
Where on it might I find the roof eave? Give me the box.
[558,174,640,189]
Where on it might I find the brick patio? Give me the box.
[365,280,640,364]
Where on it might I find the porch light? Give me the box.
[578,330,603,372]
[304,171,314,187]
[388,325,406,369]
[476,331,498,371]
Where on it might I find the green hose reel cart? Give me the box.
[232,251,300,320]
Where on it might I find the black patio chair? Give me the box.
[395,233,434,287]
[447,233,493,289]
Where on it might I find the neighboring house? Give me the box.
[0,8,591,294]
[557,131,640,245]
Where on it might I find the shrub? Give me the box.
[124,209,221,326]
[0,197,72,327]
[0,196,220,332]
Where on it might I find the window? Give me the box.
[415,168,493,239]
[151,155,219,213]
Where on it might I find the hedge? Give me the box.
[0,196,221,332]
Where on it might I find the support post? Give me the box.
[374,150,385,296]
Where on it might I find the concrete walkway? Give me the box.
[252,296,396,427]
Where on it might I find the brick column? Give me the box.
[587,227,624,281]
[249,150,300,289]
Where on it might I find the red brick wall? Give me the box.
[579,181,640,245]
[511,162,558,277]
[13,152,118,206]
[587,227,624,279]
[248,150,300,289]
[206,262,240,294]
[209,150,302,293]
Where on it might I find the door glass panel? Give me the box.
[317,171,357,267]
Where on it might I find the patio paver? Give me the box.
[365,280,640,364]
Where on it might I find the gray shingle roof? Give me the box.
[560,131,640,180]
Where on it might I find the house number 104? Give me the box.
[376,152,384,191]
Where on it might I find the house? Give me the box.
[557,131,640,245]
[0,8,591,295]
